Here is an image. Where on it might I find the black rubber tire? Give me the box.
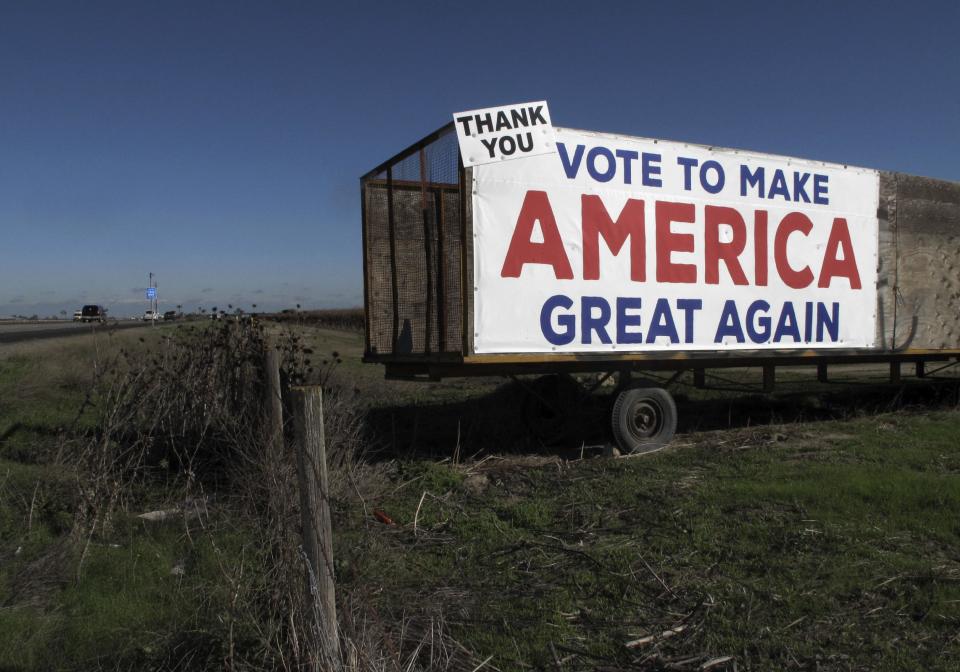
[610,386,677,454]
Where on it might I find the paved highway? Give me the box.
[0,320,149,344]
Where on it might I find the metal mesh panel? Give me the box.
[362,125,463,357]
[426,131,463,353]
[441,190,463,352]
[363,174,393,355]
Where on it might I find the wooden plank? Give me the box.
[263,346,284,459]
[888,173,960,350]
[290,387,338,664]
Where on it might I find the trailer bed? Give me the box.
[362,123,960,379]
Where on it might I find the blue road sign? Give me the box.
[146,287,156,300]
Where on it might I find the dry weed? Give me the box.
[62,320,478,670]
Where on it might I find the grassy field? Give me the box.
[340,416,960,670]
[2,323,960,670]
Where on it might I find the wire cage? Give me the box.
[361,123,465,360]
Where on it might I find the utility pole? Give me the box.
[148,272,157,328]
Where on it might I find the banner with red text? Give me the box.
[472,128,879,354]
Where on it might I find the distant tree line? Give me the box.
[271,307,364,332]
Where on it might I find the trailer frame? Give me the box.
[361,122,960,452]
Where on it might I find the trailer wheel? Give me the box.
[610,386,677,455]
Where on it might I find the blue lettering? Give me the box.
[741,165,765,197]
[813,174,829,205]
[616,297,643,344]
[768,169,791,200]
[804,301,813,342]
[615,149,638,185]
[676,298,702,343]
[581,296,612,344]
[793,172,811,203]
[587,147,616,183]
[540,294,576,345]
[816,302,839,341]
[746,300,771,343]
[699,160,725,194]
[646,298,679,344]
[557,143,584,179]
[714,300,745,343]
[643,153,662,187]
[677,156,698,191]
[773,302,801,342]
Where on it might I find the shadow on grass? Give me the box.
[364,375,960,461]
[678,376,960,434]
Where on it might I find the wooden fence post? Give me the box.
[264,346,284,458]
[290,386,338,665]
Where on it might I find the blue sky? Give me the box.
[1,0,957,317]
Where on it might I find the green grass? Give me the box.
[339,411,960,670]
[0,521,252,670]
[0,327,172,462]
[2,326,960,669]
[0,326,248,670]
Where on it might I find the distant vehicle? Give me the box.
[163,310,177,321]
[143,310,161,321]
[210,311,226,320]
[72,310,82,321]
[80,305,106,323]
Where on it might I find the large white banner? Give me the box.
[472,128,879,354]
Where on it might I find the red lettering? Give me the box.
[655,201,697,283]
[582,195,645,281]
[705,205,748,285]
[501,195,850,292]
[818,217,861,289]
[501,190,573,279]
[754,210,768,287]
[774,212,814,289]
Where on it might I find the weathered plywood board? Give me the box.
[878,173,960,351]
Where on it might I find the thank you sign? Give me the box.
[453,101,556,168]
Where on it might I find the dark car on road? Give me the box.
[163,310,177,321]
[80,305,106,323]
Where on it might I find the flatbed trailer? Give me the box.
[361,117,960,453]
